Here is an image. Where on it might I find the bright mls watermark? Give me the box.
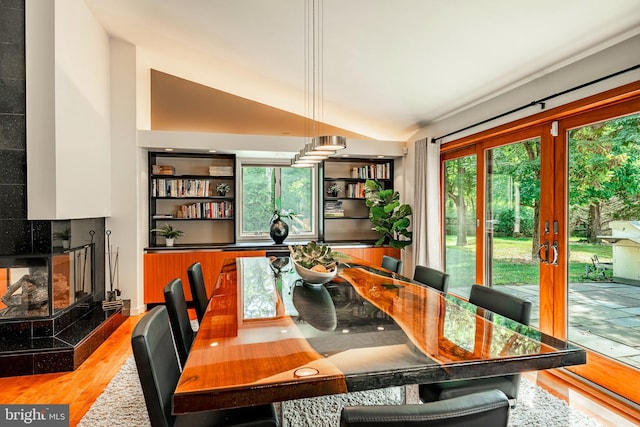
[0,405,69,426]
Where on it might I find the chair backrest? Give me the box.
[413,265,449,293]
[469,284,532,325]
[187,261,209,323]
[131,305,181,427]
[340,389,510,427]
[381,255,403,274]
[163,278,195,367]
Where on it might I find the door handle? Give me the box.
[550,241,559,265]
[538,241,549,264]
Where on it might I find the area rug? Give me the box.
[79,356,605,427]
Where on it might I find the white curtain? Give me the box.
[413,138,443,270]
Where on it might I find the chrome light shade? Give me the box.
[312,135,346,151]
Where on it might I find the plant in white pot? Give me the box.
[53,227,71,249]
[151,223,184,247]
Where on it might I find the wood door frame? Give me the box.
[555,97,640,404]
[440,80,640,405]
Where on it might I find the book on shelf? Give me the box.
[324,200,344,217]
[347,182,366,198]
[152,164,175,175]
[152,178,211,197]
[177,201,234,219]
[349,162,391,180]
[209,166,233,176]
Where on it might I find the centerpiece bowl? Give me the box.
[289,241,346,285]
[292,259,337,285]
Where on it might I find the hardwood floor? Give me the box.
[0,313,638,427]
[0,315,140,427]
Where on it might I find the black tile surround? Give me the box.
[0,302,125,377]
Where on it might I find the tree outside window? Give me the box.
[241,165,314,237]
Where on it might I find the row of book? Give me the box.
[346,183,367,199]
[152,178,212,198]
[350,163,391,179]
[324,201,344,217]
[177,201,233,219]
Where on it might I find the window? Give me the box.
[239,163,316,239]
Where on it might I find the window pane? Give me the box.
[281,167,313,234]
[242,167,275,233]
[485,138,540,329]
[567,112,640,371]
[444,155,477,299]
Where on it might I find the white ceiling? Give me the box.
[85,0,640,141]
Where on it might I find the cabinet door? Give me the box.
[144,250,265,303]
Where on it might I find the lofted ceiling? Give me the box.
[85,0,640,142]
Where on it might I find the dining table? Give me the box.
[172,255,586,414]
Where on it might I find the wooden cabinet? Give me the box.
[149,152,236,247]
[143,250,266,303]
[321,158,393,242]
[143,247,401,303]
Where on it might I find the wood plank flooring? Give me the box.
[0,313,638,427]
[0,315,139,427]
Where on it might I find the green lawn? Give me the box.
[445,235,612,286]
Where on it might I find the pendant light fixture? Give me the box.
[292,0,346,167]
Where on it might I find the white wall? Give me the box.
[108,39,147,315]
[26,0,111,220]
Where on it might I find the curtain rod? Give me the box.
[431,63,640,143]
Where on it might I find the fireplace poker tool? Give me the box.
[102,230,123,311]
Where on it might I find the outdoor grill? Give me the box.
[598,220,640,285]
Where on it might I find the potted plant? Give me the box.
[53,227,71,249]
[216,182,231,196]
[151,223,184,247]
[364,179,413,249]
[326,183,342,197]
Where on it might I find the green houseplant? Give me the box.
[151,223,184,247]
[216,182,231,196]
[364,179,412,249]
[53,227,71,249]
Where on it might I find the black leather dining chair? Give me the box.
[381,255,403,274]
[131,305,279,427]
[413,265,450,293]
[163,278,195,368]
[340,389,509,427]
[419,284,532,407]
[187,261,209,324]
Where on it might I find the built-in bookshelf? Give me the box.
[148,152,236,247]
[321,158,394,242]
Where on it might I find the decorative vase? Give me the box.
[62,240,70,249]
[218,191,226,197]
[331,190,339,197]
[270,217,289,244]
[165,238,175,247]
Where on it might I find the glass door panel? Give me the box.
[485,139,541,328]
[567,112,640,371]
[444,155,477,298]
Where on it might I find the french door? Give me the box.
[555,101,640,403]
[442,93,640,404]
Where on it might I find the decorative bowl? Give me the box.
[292,260,338,285]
